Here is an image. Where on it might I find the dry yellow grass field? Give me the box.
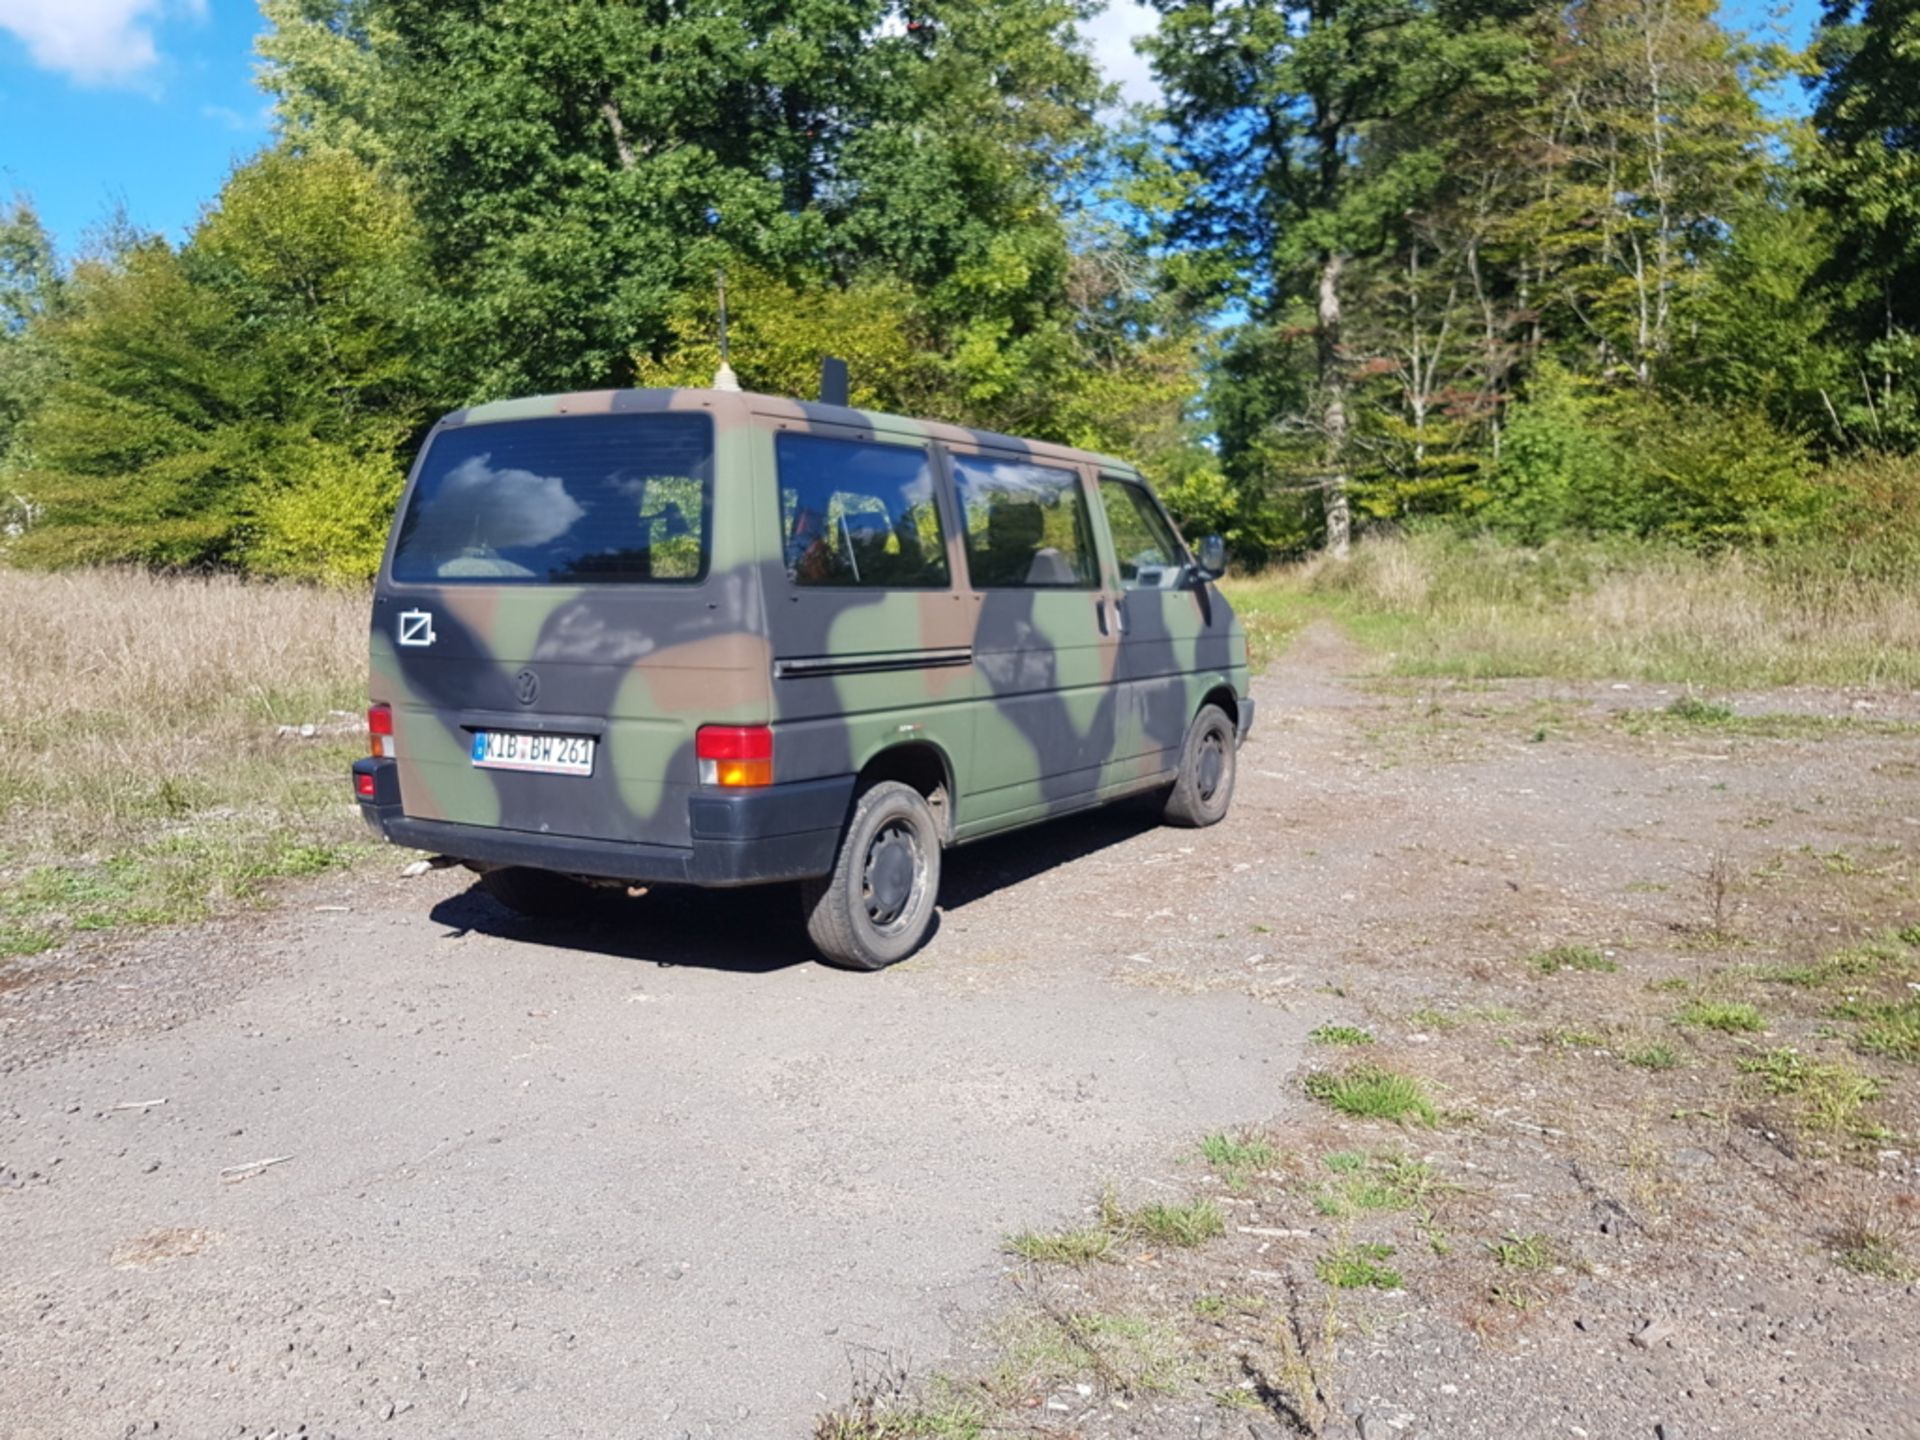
[0,570,370,957]
[1223,533,1920,687]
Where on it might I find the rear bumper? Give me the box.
[351,758,853,887]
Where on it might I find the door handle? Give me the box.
[1095,598,1111,636]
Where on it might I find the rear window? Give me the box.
[390,413,713,584]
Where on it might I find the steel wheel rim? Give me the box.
[862,818,926,934]
[1196,726,1228,803]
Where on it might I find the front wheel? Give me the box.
[1162,702,1237,828]
[800,780,942,971]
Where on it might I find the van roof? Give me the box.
[434,386,1141,477]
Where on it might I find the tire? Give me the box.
[799,780,943,971]
[1162,702,1237,828]
[478,866,604,919]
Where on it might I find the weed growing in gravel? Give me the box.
[1627,1043,1678,1070]
[1316,1242,1402,1290]
[1309,1023,1374,1046]
[1675,1000,1767,1033]
[1406,1006,1461,1031]
[1739,1049,1883,1131]
[1192,1293,1265,1319]
[1530,945,1616,974]
[991,1309,1190,1397]
[1134,1198,1226,1247]
[1488,1233,1553,1270]
[1005,1226,1113,1265]
[1303,1065,1439,1126]
[1200,1132,1278,1188]
[1314,1153,1443,1217]
[1828,1218,1916,1281]
[814,1390,984,1440]
[1666,695,1736,724]
[1646,977,1690,993]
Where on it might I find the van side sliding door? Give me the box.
[942,445,1123,833]
[761,419,974,795]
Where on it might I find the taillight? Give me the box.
[355,771,378,799]
[368,704,395,758]
[696,725,773,787]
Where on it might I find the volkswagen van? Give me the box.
[353,386,1252,969]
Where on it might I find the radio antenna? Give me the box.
[712,264,740,391]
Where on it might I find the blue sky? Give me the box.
[0,0,1829,259]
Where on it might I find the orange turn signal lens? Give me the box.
[367,704,395,758]
[696,725,773,787]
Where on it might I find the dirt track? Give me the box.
[3,624,1917,1438]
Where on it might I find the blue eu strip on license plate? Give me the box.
[470,729,596,776]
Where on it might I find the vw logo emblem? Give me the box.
[514,668,540,706]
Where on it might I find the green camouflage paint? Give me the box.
[365,386,1249,870]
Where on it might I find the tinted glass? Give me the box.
[390,413,712,584]
[1099,477,1186,590]
[950,454,1096,589]
[777,433,949,587]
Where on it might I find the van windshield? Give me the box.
[390,413,713,584]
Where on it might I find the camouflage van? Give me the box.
[353,386,1252,969]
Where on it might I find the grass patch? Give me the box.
[815,1386,984,1440]
[1221,534,1920,690]
[1008,1190,1225,1263]
[1133,1197,1226,1248]
[1304,1065,1439,1127]
[1314,1152,1443,1217]
[1199,1131,1278,1188]
[1829,1222,1916,1282]
[1739,1048,1882,1132]
[0,924,58,959]
[1663,694,1736,724]
[1674,1000,1767,1034]
[1626,1043,1678,1071]
[0,570,371,953]
[992,1310,1191,1398]
[1487,1233,1553,1271]
[1849,998,1920,1063]
[1309,1023,1374,1046]
[1005,1226,1114,1266]
[1316,1242,1402,1290]
[1530,944,1617,974]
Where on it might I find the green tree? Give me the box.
[1146,0,1530,555]
[0,198,67,473]
[1808,0,1920,448]
[12,149,430,573]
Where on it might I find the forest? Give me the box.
[0,0,1915,582]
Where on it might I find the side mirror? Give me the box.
[1192,534,1227,581]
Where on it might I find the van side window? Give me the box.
[777,433,950,588]
[950,455,1097,589]
[1098,476,1186,590]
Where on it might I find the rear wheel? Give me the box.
[1162,702,1237,828]
[478,866,605,919]
[800,780,942,971]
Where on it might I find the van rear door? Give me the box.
[370,405,770,850]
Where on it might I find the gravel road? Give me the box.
[0,686,1315,1439]
[6,625,1918,1440]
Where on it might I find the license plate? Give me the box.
[470,730,596,776]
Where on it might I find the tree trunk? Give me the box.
[1318,248,1352,559]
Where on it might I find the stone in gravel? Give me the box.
[1655,1425,1681,1440]
[1357,1416,1394,1440]
[1631,1319,1676,1349]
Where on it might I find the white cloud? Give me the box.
[1084,0,1161,109]
[0,0,203,88]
